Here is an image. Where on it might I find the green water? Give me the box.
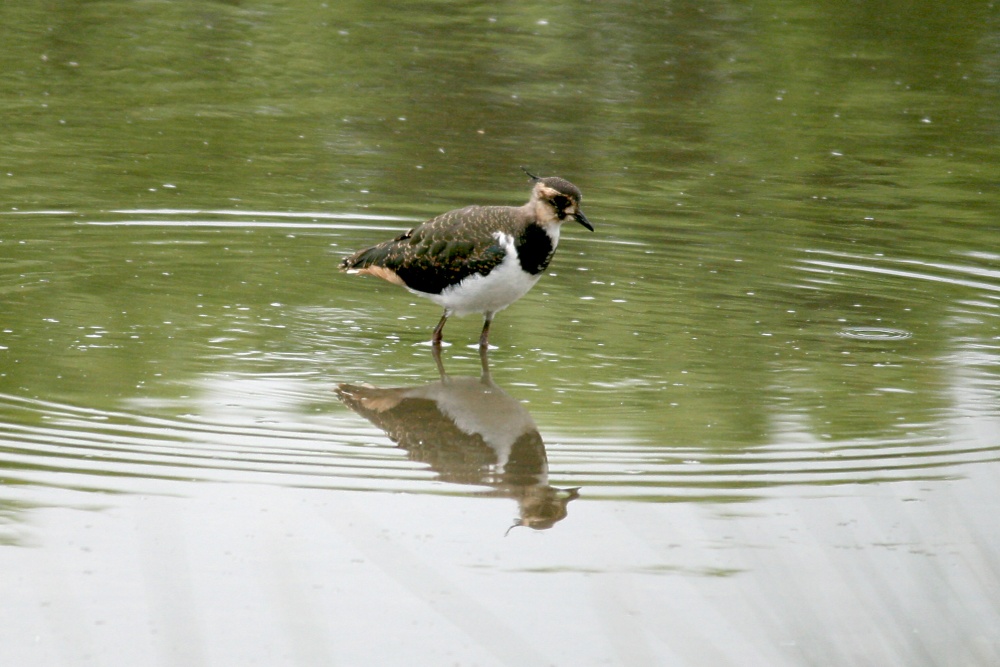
[2,1,999,665]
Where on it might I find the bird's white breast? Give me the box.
[420,231,544,317]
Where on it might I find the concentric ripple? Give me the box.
[2,382,998,504]
[837,327,913,341]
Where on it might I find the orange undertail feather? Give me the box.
[356,265,405,286]
[340,243,407,287]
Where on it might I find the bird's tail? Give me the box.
[339,242,407,286]
[339,243,392,272]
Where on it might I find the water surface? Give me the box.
[2,1,999,665]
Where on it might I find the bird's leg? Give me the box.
[432,343,448,381]
[478,312,494,349]
[432,311,449,346]
[478,344,492,384]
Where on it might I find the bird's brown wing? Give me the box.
[340,207,515,294]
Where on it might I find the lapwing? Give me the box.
[339,169,593,348]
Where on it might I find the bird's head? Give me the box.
[523,168,594,231]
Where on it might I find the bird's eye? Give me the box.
[553,195,571,210]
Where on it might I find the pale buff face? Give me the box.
[531,183,581,225]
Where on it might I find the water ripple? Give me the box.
[2,384,996,505]
[837,327,913,340]
[798,249,1000,294]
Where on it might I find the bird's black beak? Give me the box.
[575,210,594,231]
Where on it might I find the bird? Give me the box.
[339,169,593,348]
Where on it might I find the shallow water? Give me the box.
[2,1,1000,665]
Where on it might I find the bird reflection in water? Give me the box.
[336,348,579,532]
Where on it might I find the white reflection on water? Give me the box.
[2,466,998,666]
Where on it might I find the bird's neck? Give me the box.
[527,200,561,226]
